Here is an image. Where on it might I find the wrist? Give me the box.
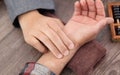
[37,52,61,75]
[64,21,86,48]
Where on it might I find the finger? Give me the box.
[73,1,82,16]
[34,31,63,58]
[96,15,105,21]
[49,21,74,50]
[42,25,70,56]
[80,0,88,16]
[28,36,47,53]
[97,17,114,30]
[86,0,96,19]
[55,19,64,29]
[95,0,105,20]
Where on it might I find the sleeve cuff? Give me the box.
[4,0,55,27]
[30,63,55,75]
[19,62,55,75]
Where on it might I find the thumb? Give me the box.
[97,17,114,30]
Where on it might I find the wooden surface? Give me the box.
[0,0,120,75]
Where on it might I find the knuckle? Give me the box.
[55,18,60,22]
[53,25,61,33]
[42,36,49,43]
[47,18,54,23]
[56,28,61,34]
[53,18,60,23]
[31,40,39,46]
[24,37,31,44]
[39,48,47,53]
[72,39,79,47]
[50,20,57,26]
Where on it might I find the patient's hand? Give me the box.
[37,1,114,74]
[64,0,114,46]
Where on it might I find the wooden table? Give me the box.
[0,0,120,75]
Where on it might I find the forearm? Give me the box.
[37,47,81,75]
[37,21,85,75]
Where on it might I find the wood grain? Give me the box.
[0,0,120,75]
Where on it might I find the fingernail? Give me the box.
[69,43,74,49]
[64,51,69,56]
[57,54,63,58]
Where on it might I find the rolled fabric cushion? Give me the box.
[67,40,106,75]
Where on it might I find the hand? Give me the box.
[18,10,74,58]
[64,0,114,46]
[35,1,114,75]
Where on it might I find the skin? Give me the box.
[36,0,114,75]
[19,8,74,59]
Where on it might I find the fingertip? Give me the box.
[96,0,101,2]
[96,0,103,6]
[43,50,48,53]
[74,1,80,10]
[75,1,80,6]
[64,50,69,56]
[73,1,81,16]
[57,54,63,59]
[80,0,86,5]
[69,43,74,49]
[106,17,114,24]
[38,48,48,53]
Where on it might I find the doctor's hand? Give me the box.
[18,10,74,58]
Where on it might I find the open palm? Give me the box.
[65,0,113,45]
